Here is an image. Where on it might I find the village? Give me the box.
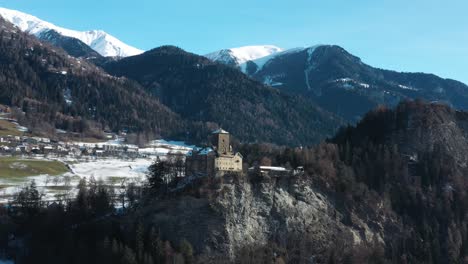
[0,114,197,203]
[0,133,189,159]
[0,111,300,204]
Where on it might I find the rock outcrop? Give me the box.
[138,174,389,259]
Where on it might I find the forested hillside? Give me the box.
[237,100,468,263]
[0,17,342,146]
[213,100,468,263]
[224,45,468,123]
[103,46,342,146]
[3,101,468,264]
[37,29,102,59]
[0,18,184,139]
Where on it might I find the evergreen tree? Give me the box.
[179,238,194,264]
[147,160,170,191]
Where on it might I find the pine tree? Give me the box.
[135,222,145,261]
[147,160,170,191]
[148,227,165,263]
[122,245,138,264]
[179,238,194,264]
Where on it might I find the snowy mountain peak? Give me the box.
[0,7,143,57]
[205,45,283,66]
[239,45,324,74]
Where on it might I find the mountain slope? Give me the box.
[37,29,102,58]
[0,18,183,138]
[103,46,343,146]
[211,44,468,123]
[138,101,468,263]
[0,7,143,57]
[205,45,282,68]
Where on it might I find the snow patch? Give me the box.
[206,45,283,66]
[304,46,320,91]
[334,78,370,89]
[397,84,418,91]
[63,88,72,105]
[239,45,323,75]
[0,7,144,57]
[263,76,283,87]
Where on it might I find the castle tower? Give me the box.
[212,128,230,155]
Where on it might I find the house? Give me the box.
[185,129,243,177]
[42,145,54,155]
[248,166,290,177]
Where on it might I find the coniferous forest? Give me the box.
[0,18,341,146]
[2,101,468,263]
[0,18,184,139]
[1,5,468,264]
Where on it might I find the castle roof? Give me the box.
[186,147,214,156]
[212,128,229,134]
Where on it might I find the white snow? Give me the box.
[336,78,353,82]
[0,157,153,203]
[211,128,229,134]
[206,45,283,66]
[334,78,370,89]
[199,147,214,155]
[397,84,418,91]
[249,166,288,172]
[359,82,370,88]
[0,7,144,57]
[263,76,283,87]
[304,46,320,91]
[239,45,323,74]
[0,138,199,203]
[63,88,73,105]
[70,158,151,178]
[13,122,28,132]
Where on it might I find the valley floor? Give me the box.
[0,138,195,203]
[0,156,154,203]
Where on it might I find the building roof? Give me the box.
[249,166,288,172]
[212,128,229,134]
[187,147,214,156]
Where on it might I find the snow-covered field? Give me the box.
[0,157,154,203]
[0,139,195,203]
[70,158,151,178]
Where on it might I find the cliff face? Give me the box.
[394,103,468,167]
[140,174,389,259]
[136,102,468,263]
[336,102,468,167]
[213,176,353,257]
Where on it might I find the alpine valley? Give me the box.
[1,6,468,264]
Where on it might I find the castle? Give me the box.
[185,129,243,176]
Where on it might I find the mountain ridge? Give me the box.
[208,44,468,123]
[136,100,468,263]
[205,45,283,68]
[0,7,143,57]
[103,45,343,146]
[0,17,184,139]
[37,29,102,59]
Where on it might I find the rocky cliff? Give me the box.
[134,102,468,263]
[138,173,392,260]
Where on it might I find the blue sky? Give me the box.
[1,0,467,83]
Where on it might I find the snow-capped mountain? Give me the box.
[0,7,143,57]
[205,45,283,67]
[238,45,322,74]
[217,44,468,124]
[37,29,102,58]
